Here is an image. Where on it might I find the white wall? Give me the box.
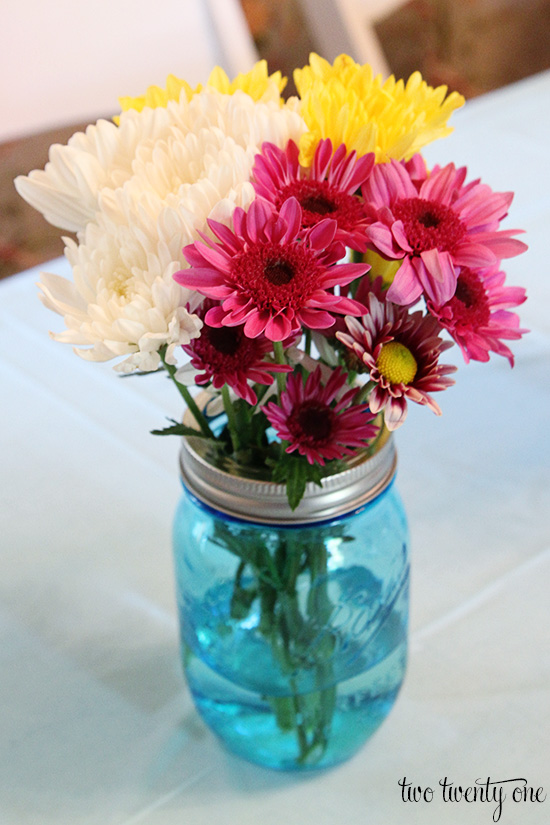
[1,0,257,141]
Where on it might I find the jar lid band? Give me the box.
[179,435,397,525]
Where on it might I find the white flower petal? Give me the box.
[23,88,307,371]
[174,362,200,385]
[16,89,306,234]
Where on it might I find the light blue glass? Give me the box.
[173,470,409,771]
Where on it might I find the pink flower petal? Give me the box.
[419,163,460,205]
[455,186,513,226]
[306,217,337,250]
[332,296,368,316]
[453,243,497,268]
[391,219,413,252]
[312,138,333,180]
[386,257,423,305]
[471,232,528,259]
[243,310,270,338]
[174,267,224,289]
[189,241,233,273]
[418,249,458,305]
[206,219,243,254]
[182,244,210,268]
[264,312,294,341]
[204,305,226,326]
[245,198,273,243]
[278,197,302,244]
[321,262,369,288]
[366,223,400,258]
[298,308,336,328]
[383,396,409,430]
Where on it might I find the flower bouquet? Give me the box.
[16,54,528,769]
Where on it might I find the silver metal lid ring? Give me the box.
[179,433,397,526]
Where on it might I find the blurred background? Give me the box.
[2,0,550,280]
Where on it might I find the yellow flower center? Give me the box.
[376,341,417,385]
[111,269,131,299]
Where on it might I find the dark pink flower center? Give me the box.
[205,324,242,355]
[393,197,465,253]
[291,401,334,444]
[300,193,336,215]
[276,179,366,231]
[231,242,323,312]
[194,322,260,372]
[447,269,491,327]
[264,259,295,286]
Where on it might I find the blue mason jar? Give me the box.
[173,431,409,770]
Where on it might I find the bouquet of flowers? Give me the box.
[15,54,527,509]
[16,53,529,768]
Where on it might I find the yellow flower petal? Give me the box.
[116,59,287,123]
[207,61,286,100]
[295,53,464,166]
[115,77,198,123]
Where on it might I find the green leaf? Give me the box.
[287,461,307,511]
[268,452,324,511]
[150,418,214,438]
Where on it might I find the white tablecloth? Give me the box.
[1,72,549,825]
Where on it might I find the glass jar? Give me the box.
[172,431,409,770]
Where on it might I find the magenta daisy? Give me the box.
[252,139,375,250]
[426,264,528,365]
[263,367,378,465]
[336,293,457,430]
[174,197,368,342]
[362,155,528,307]
[181,300,291,405]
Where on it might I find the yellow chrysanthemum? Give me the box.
[118,75,198,117]
[205,61,286,100]
[294,53,465,166]
[116,59,287,122]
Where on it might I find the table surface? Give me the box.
[1,71,549,825]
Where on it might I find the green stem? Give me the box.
[290,681,310,758]
[159,349,214,438]
[305,541,337,757]
[221,522,340,766]
[353,379,375,406]
[272,341,287,398]
[221,384,241,452]
[277,535,338,764]
[304,329,312,357]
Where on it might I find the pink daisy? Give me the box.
[263,367,378,465]
[362,155,528,307]
[252,139,375,250]
[314,274,388,345]
[426,264,528,365]
[181,300,291,405]
[336,293,457,430]
[174,197,368,342]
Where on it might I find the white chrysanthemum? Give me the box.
[37,139,261,372]
[14,107,174,233]
[98,126,259,235]
[21,88,307,371]
[15,89,306,233]
[38,214,202,372]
